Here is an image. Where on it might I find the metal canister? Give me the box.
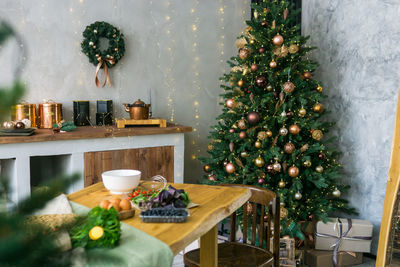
[11,103,37,127]
[39,102,63,128]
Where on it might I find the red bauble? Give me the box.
[247,112,260,125]
[259,47,265,53]
[251,64,259,72]
[288,166,299,177]
[239,131,247,139]
[258,178,265,184]
[226,98,234,108]
[272,34,284,46]
[256,76,267,87]
[225,163,236,173]
[283,81,295,93]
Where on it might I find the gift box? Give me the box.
[305,249,363,267]
[315,218,372,253]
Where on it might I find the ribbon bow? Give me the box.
[95,56,115,88]
[315,218,372,267]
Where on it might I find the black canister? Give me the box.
[73,101,90,126]
[96,112,113,126]
[97,100,113,113]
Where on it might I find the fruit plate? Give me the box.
[140,208,188,223]
[0,127,35,133]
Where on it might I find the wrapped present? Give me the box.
[305,249,363,267]
[315,218,372,253]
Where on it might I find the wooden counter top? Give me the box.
[0,124,192,145]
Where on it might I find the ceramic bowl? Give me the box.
[102,169,141,194]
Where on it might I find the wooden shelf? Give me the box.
[0,124,192,144]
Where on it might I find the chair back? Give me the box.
[221,184,280,267]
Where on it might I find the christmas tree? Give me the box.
[200,0,355,238]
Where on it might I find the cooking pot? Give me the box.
[123,99,150,120]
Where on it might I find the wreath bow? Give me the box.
[95,56,115,88]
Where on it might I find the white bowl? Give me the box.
[102,169,141,194]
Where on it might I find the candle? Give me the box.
[148,88,152,117]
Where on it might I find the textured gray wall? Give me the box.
[0,0,250,184]
[302,0,400,254]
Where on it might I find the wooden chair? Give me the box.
[184,184,280,267]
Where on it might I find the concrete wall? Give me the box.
[302,0,400,254]
[0,0,250,184]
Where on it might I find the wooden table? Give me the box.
[68,182,251,267]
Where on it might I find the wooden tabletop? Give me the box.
[0,124,192,144]
[68,182,251,255]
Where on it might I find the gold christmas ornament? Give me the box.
[278,180,286,188]
[237,80,244,87]
[273,162,282,172]
[315,165,324,173]
[289,124,300,135]
[266,130,273,137]
[242,66,251,75]
[238,119,246,130]
[238,48,250,60]
[288,44,299,54]
[332,188,341,198]
[274,45,288,58]
[255,140,262,148]
[257,131,267,140]
[240,151,249,158]
[3,121,14,129]
[303,160,312,168]
[288,165,299,177]
[280,206,289,219]
[312,129,323,141]
[313,103,324,113]
[304,72,312,79]
[251,63,259,72]
[283,81,295,93]
[203,165,211,172]
[239,131,247,139]
[317,85,323,92]
[225,163,236,173]
[207,144,213,151]
[298,107,307,117]
[300,144,309,153]
[253,10,259,19]
[266,85,273,91]
[279,127,288,136]
[226,98,235,108]
[272,34,284,46]
[269,60,277,68]
[254,156,265,167]
[231,66,243,72]
[235,37,248,49]
[295,192,302,200]
[283,142,295,154]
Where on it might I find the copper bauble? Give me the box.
[240,151,249,158]
[266,85,273,91]
[266,130,273,137]
[286,111,294,118]
[295,192,302,200]
[255,156,265,167]
[239,48,250,60]
[289,124,300,135]
[239,131,247,139]
[318,153,326,160]
[288,165,299,177]
[279,127,288,136]
[3,121,14,129]
[312,129,323,141]
[207,144,213,151]
[303,160,312,168]
[304,72,312,79]
[278,180,286,188]
[269,60,277,68]
[223,161,228,166]
[332,188,341,198]
[316,85,323,92]
[229,128,235,133]
[254,140,262,148]
[237,80,244,87]
[208,174,218,181]
[256,76,267,88]
[261,20,268,27]
[259,47,265,53]
[298,108,306,117]
[247,111,260,125]
[272,34,284,46]
[204,165,211,172]
[238,119,246,130]
[257,131,267,140]
[225,163,236,173]
[266,164,274,173]
[273,162,282,172]
[15,121,25,129]
[283,81,295,93]
[226,98,235,108]
[251,63,259,72]
[258,178,265,184]
[315,165,324,173]
[284,142,295,154]
[313,103,324,113]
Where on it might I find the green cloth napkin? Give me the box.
[70,202,174,267]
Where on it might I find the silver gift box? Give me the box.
[315,218,373,253]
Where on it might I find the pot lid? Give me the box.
[131,99,146,107]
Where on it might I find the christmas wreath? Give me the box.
[81,21,125,87]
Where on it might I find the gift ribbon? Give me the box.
[315,218,372,267]
[95,56,114,88]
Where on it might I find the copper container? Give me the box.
[123,99,150,120]
[11,103,37,127]
[39,102,63,128]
